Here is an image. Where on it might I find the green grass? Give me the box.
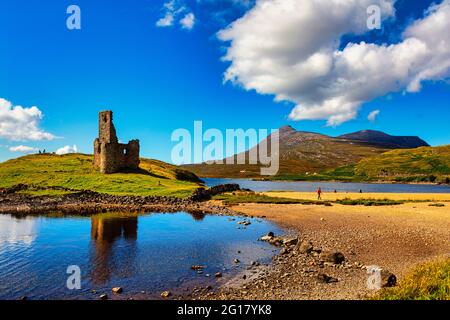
[377,258,450,300]
[0,154,202,197]
[335,197,404,206]
[429,203,446,207]
[212,192,332,206]
[325,145,450,183]
[213,192,414,206]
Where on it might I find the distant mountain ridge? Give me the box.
[183,126,430,178]
[338,130,429,149]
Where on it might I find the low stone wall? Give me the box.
[189,184,241,201]
[0,184,242,215]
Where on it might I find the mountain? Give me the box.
[338,130,429,149]
[327,145,450,183]
[184,126,429,178]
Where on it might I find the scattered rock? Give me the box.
[99,294,108,300]
[317,273,338,284]
[112,287,123,294]
[283,237,298,247]
[215,272,223,278]
[319,251,345,264]
[238,220,251,226]
[234,259,240,264]
[191,265,205,271]
[161,291,171,298]
[297,240,313,254]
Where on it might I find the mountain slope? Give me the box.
[338,130,429,149]
[329,145,450,183]
[184,126,411,178]
[0,154,202,197]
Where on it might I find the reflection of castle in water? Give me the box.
[88,213,206,285]
[89,216,138,285]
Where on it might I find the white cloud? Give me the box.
[219,0,450,126]
[156,0,188,28]
[0,98,55,141]
[156,13,174,27]
[180,12,195,30]
[9,145,39,154]
[55,145,78,155]
[367,110,380,122]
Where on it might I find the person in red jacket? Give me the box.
[317,187,322,200]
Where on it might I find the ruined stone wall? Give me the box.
[93,111,140,174]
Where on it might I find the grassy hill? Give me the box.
[0,153,203,197]
[325,145,450,183]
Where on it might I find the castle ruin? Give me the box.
[94,111,140,174]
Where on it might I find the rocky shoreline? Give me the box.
[0,184,241,216]
[182,233,396,300]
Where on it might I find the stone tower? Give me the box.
[94,110,140,174]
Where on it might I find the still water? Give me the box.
[0,212,281,300]
[204,178,450,193]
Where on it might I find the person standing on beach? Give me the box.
[317,187,322,200]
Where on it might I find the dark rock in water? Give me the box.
[317,273,338,284]
[267,231,275,237]
[112,287,123,294]
[191,265,205,271]
[297,240,313,254]
[215,272,223,278]
[99,294,108,300]
[234,259,240,264]
[319,251,345,264]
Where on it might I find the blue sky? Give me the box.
[1,0,449,163]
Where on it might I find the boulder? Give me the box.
[319,251,345,264]
[283,237,298,247]
[317,273,338,284]
[260,235,273,242]
[297,240,313,254]
[161,291,171,298]
[380,269,397,288]
[191,265,205,271]
[112,287,123,294]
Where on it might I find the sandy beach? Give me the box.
[197,195,450,300]
[264,191,450,202]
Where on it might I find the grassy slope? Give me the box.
[0,153,202,197]
[325,145,450,183]
[377,258,450,300]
